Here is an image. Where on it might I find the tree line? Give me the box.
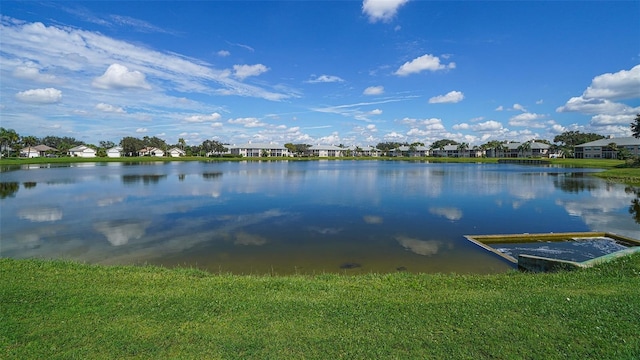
[2,113,639,158]
[0,130,228,158]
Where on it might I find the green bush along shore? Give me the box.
[2,256,639,359]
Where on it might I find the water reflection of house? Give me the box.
[139,147,165,157]
[107,146,123,158]
[20,144,57,158]
[68,145,97,158]
[229,143,289,157]
[574,137,640,159]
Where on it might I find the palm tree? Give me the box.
[517,141,532,158]
[0,128,19,157]
[178,138,186,150]
[21,135,38,158]
[457,142,469,158]
[606,142,618,159]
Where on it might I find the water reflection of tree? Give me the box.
[23,182,37,189]
[0,182,19,199]
[122,174,167,185]
[626,186,640,224]
[202,172,223,180]
[552,174,599,193]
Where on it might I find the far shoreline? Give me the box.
[2,156,638,185]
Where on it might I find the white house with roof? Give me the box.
[306,144,344,157]
[167,147,186,157]
[347,145,381,157]
[68,145,97,158]
[107,146,123,158]
[390,145,430,157]
[139,147,164,157]
[574,137,640,159]
[229,143,289,157]
[20,144,57,158]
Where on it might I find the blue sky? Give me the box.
[1,1,639,147]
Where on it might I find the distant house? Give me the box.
[20,144,57,158]
[306,144,344,157]
[574,137,640,159]
[229,143,289,157]
[139,147,164,157]
[431,145,460,158]
[168,147,186,157]
[68,145,97,158]
[348,145,381,157]
[107,146,123,158]
[390,145,430,157]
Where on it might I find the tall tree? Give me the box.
[21,135,38,157]
[120,137,144,156]
[0,128,20,157]
[632,113,640,139]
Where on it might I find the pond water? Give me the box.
[1,160,638,274]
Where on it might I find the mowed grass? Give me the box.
[2,256,640,359]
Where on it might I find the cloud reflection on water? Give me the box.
[17,207,62,222]
[395,235,443,256]
[94,220,151,246]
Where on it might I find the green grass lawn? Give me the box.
[2,256,639,359]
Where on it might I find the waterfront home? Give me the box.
[347,145,381,157]
[168,147,186,157]
[20,144,57,158]
[229,143,289,157]
[390,145,430,157]
[68,145,97,158]
[306,144,344,157]
[574,137,640,159]
[107,146,123,158]
[139,147,165,157]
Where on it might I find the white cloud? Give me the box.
[92,63,151,90]
[307,74,344,83]
[228,117,266,128]
[509,112,546,127]
[394,54,455,76]
[363,85,384,95]
[583,65,640,100]
[472,120,503,132]
[233,64,269,80]
[95,103,125,113]
[512,103,526,112]
[184,112,222,123]
[136,128,147,133]
[428,90,464,104]
[453,123,470,130]
[13,61,57,82]
[368,109,383,115]
[556,96,633,115]
[217,50,230,57]
[495,105,504,111]
[362,0,410,23]
[15,88,62,104]
[590,113,636,126]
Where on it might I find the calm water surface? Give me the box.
[1,161,638,274]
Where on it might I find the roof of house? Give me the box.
[576,137,640,147]
[21,144,57,152]
[229,143,287,150]
[69,145,95,152]
[308,144,344,151]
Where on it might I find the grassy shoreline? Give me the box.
[2,257,639,359]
